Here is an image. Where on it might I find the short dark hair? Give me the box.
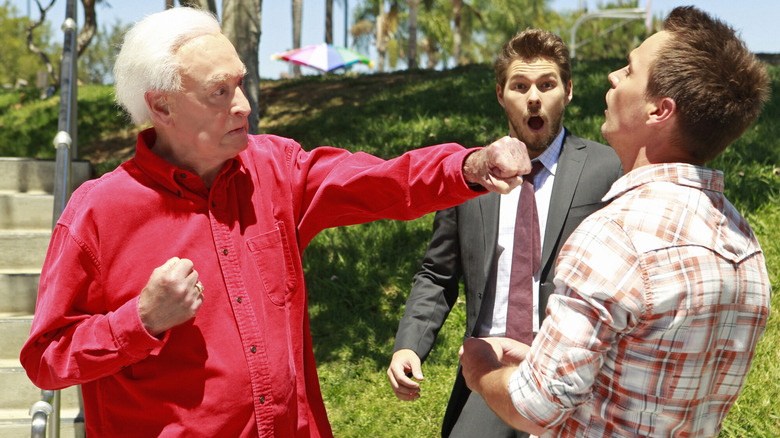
[647,6,771,162]
[495,29,571,90]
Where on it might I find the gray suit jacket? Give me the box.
[393,130,623,437]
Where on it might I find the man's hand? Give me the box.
[458,337,507,393]
[458,337,547,435]
[138,257,204,336]
[387,349,424,401]
[488,337,531,366]
[463,136,531,194]
[458,337,530,393]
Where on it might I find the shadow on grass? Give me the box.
[304,218,434,368]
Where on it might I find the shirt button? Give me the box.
[250,345,257,353]
[259,396,265,404]
[237,297,242,303]
[222,249,228,255]
[180,173,187,179]
[211,201,216,208]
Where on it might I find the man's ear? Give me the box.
[647,96,675,126]
[145,90,171,125]
[496,83,506,108]
[565,80,573,105]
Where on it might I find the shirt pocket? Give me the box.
[246,224,297,306]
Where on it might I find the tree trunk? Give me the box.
[77,0,96,56]
[375,8,386,72]
[452,0,461,67]
[222,0,262,134]
[179,0,217,13]
[325,0,333,44]
[26,0,58,86]
[407,0,418,69]
[292,0,303,77]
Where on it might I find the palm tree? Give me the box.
[222,0,262,134]
[352,0,400,73]
[407,0,418,69]
[292,0,303,77]
[326,0,334,44]
[177,0,217,12]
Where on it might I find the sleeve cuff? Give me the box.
[109,296,168,360]
[508,360,568,430]
[445,146,485,194]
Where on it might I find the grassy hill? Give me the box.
[2,61,778,436]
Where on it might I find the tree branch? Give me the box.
[77,0,97,56]
[26,0,59,86]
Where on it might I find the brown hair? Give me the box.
[495,29,571,90]
[647,6,771,162]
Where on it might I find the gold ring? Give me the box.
[195,282,204,295]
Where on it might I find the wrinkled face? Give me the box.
[165,34,250,164]
[602,31,670,152]
[497,59,572,159]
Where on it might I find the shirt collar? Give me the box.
[603,162,724,202]
[133,128,242,198]
[534,128,565,175]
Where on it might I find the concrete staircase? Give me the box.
[0,158,93,438]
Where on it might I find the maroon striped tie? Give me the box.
[505,161,543,344]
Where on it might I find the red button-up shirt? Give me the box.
[21,129,481,437]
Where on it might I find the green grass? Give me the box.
[2,60,778,437]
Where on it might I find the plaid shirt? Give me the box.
[509,163,771,437]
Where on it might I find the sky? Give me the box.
[9,0,779,80]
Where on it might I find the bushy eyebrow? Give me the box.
[204,66,248,89]
[508,72,559,82]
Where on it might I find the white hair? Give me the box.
[113,7,222,125]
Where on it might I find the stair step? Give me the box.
[0,231,51,271]
[0,192,55,230]
[0,407,83,438]
[0,359,82,411]
[0,314,33,361]
[0,158,93,193]
[0,273,39,314]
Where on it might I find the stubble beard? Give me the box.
[508,112,564,157]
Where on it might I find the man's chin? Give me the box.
[223,128,249,150]
[521,131,553,152]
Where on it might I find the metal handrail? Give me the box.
[29,391,54,438]
[30,0,79,437]
[52,0,78,224]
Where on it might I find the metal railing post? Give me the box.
[569,8,646,59]
[31,0,79,437]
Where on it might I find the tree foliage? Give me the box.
[0,0,56,87]
[77,19,129,84]
[568,0,654,60]
[351,0,653,71]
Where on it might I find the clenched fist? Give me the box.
[462,136,532,194]
[138,257,204,336]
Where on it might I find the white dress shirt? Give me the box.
[477,129,564,337]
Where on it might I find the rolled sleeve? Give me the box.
[507,215,645,430]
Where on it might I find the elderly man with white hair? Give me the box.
[20,7,531,438]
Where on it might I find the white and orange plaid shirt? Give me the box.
[509,163,771,437]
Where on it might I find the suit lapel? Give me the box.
[541,132,586,270]
[478,192,500,285]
